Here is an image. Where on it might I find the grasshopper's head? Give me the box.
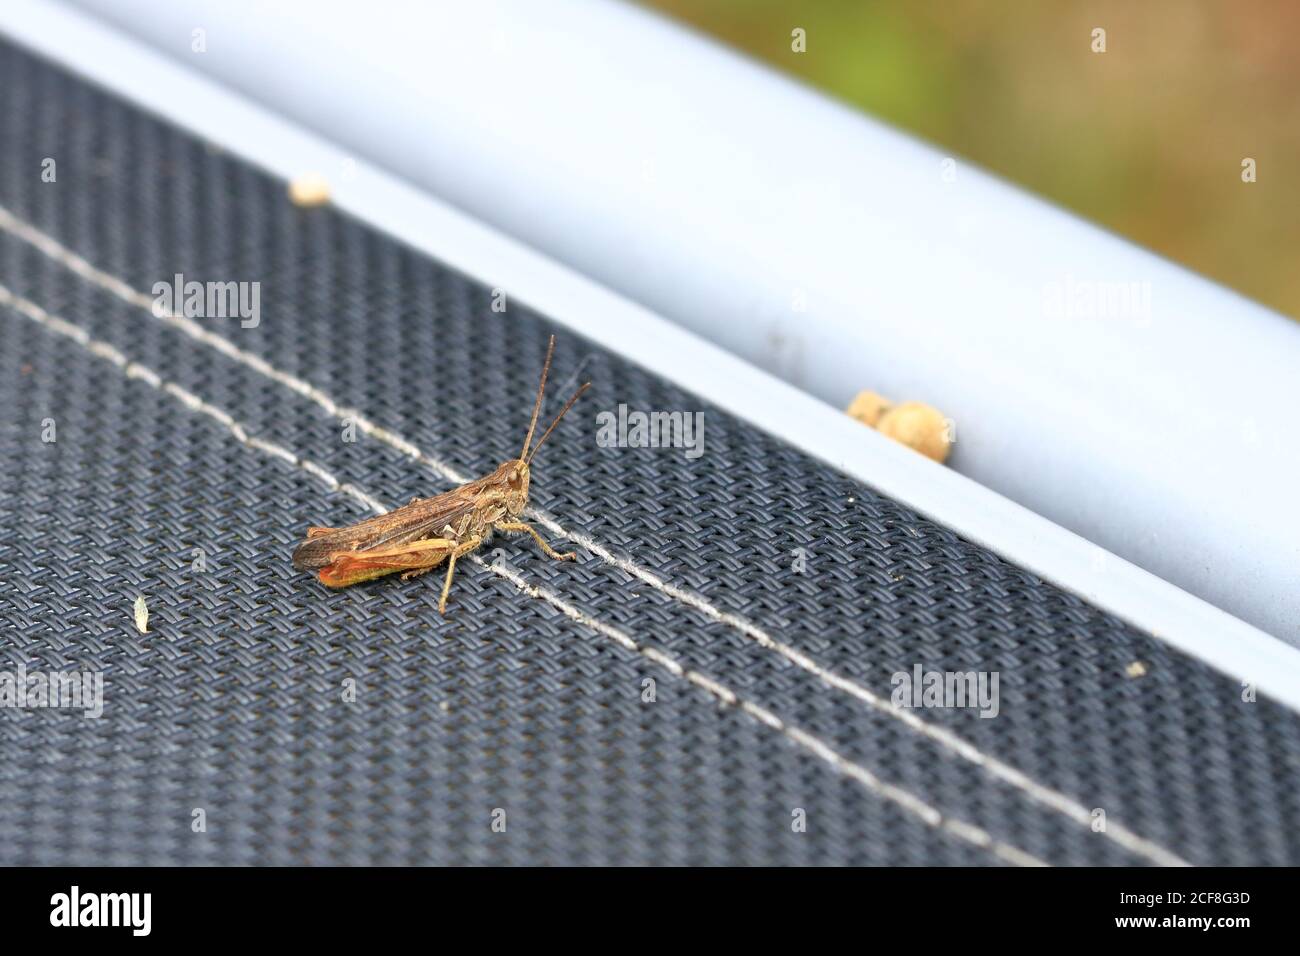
[501,459,531,516]
[509,335,591,516]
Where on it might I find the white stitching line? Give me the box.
[0,205,1189,868]
[0,282,1046,868]
[0,285,389,515]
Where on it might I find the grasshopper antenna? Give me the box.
[520,335,557,460]
[527,381,591,464]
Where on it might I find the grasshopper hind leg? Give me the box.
[438,556,457,614]
[437,535,483,615]
[317,537,454,588]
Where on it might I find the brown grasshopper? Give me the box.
[292,336,589,613]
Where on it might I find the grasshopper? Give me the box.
[292,336,590,613]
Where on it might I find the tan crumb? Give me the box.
[1125,661,1148,678]
[133,595,149,634]
[846,390,893,428]
[876,401,952,463]
[847,390,953,463]
[288,172,331,207]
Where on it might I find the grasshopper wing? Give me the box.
[292,492,478,571]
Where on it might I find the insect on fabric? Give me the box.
[291,336,590,613]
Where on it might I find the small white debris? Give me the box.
[133,595,149,634]
[1125,661,1147,679]
[288,172,331,207]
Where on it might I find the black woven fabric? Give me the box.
[1,37,1298,866]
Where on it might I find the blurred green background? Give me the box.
[641,0,1299,319]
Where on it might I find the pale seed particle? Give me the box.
[133,595,149,634]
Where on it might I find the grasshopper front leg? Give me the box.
[495,521,577,563]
